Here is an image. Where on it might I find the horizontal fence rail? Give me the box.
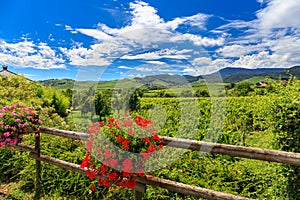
[28,152,251,200]
[15,127,300,200]
[40,127,300,166]
[160,136,300,166]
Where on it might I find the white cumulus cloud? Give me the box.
[0,40,65,69]
[256,0,300,31]
[61,0,222,72]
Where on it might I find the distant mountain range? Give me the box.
[40,65,300,88]
[183,65,300,83]
[218,65,300,83]
[213,67,286,77]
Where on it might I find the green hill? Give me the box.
[219,66,300,83]
[39,66,300,89]
[40,78,75,89]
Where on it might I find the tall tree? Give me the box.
[95,90,111,120]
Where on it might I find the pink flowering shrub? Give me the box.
[0,104,42,148]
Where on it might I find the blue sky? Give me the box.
[0,0,300,80]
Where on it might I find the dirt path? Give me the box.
[0,182,22,200]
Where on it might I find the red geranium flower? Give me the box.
[122,139,130,150]
[116,135,122,143]
[127,129,135,135]
[107,172,119,181]
[81,114,163,191]
[100,165,107,173]
[126,178,137,189]
[80,153,90,168]
[103,179,110,187]
[91,183,96,192]
[98,121,105,126]
[104,150,111,159]
[152,133,160,141]
[122,172,131,177]
[109,158,119,168]
[147,146,156,153]
[86,140,93,152]
[121,159,133,172]
[142,138,151,144]
[125,120,133,127]
[107,124,114,128]
[89,170,97,180]
[108,118,115,123]
[142,151,150,160]
[86,169,91,177]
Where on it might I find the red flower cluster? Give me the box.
[80,115,163,190]
[134,116,152,128]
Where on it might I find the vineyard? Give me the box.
[1,75,300,199]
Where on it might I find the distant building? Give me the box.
[256,81,268,88]
[281,78,289,84]
[0,65,18,77]
[0,65,31,81]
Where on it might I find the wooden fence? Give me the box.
[16,127,300,200]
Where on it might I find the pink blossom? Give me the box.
[3,132,10,137]
[0,104,41,149]
[11,112,17,116]
[2,106,9,110]
[34,134,39,138]
[10,138,17,145]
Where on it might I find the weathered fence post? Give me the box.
[34,133,41,200]
[134,190,143,200]
[134,182,146,200]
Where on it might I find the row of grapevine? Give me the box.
[133,92,286,199]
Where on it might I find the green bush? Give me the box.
[270,78,300,199]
